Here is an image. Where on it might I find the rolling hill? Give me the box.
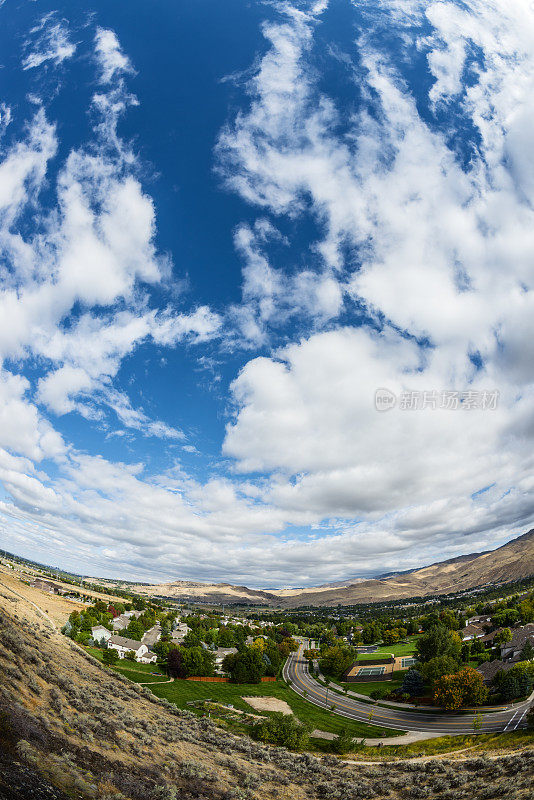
[102,529,534,608]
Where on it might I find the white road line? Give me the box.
[504,708,520,732]
[510,705,529,731]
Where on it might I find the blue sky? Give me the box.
[1,0,534,587]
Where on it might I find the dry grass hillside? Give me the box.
[1,573,534,800]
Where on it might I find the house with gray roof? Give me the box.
[501,623,534,660]
[107,635,156,663]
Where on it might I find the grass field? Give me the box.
[85,646,169,682]
[343,678,405,696]
[150,678,400,739]
[356,638,419,661]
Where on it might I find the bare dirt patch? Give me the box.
[242,696,293,715]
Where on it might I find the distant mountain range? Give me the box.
[102,529,534,608]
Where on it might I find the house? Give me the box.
[461,623,486,641]
[170,622,190,643]
[107,636,157,664]
[480,628,504,647]
[91,625,112,644]
[467,615,492,626]
[501,624,534,660]
[214,647,238,673]
[476,659,515,686]
[112,614,131,631]
[142,625,161,647]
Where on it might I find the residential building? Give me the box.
[214,647,238,673]
[476,659,515,685]
[467,615,492,626]
[107,635,157,663]
[91,625,112,644]
[501,623,534,660]
[461,623,486,641]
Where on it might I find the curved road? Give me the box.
[283,642,532,735]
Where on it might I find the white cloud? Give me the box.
[94,28,134,84]
[4,2,534,587]
[22,14,76,71]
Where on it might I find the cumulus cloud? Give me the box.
[3,1,534,587]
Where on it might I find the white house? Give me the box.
[107,635,157,663]
[91,625,112,644]
[214,647,238,673]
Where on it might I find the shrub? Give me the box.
[331,728,355,754]
[252,713,310,750]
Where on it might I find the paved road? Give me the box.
[283,643,532,735]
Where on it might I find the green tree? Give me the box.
[494,664,532,700]
[252,713,310,750]
[102,649,118,665]
[520,640,534,661]
[493,628,512,647]
[223,647,266,683]
[421,655,460,685]
[416,625,461,663]
[125,619,143,641]
[319,645,355,680]
[331,728,354,754]
[402,669,424,697]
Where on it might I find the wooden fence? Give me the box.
[185,676,277,683]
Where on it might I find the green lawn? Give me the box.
[150,679,400,739]
[342,678,405,696]
[85,646,169,682]
[356,638,419,660]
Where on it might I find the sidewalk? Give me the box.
[311,729,444,746]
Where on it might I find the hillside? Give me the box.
[1,572,534,800]
[104,529,534,608]
[275,529,534,607]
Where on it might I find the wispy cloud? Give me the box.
[22,13,76,71]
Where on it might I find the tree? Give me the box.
[520,640,534,661]
[103,649,118,666]
[433,666,488,710]
[494,664,532,701]
[303,648,320,662]
[493,628,512,647]
[167,647,187,678]
[416,625,462,663]
[223,647,266,683]
[181,647,215,678]
[252,713,310,750]
[439,610,458,630]
[421,655,460,685]
[125,619,143,641]
[402,669,424,697]
[319,645,355,680]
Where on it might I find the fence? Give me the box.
[185,675,277,683]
